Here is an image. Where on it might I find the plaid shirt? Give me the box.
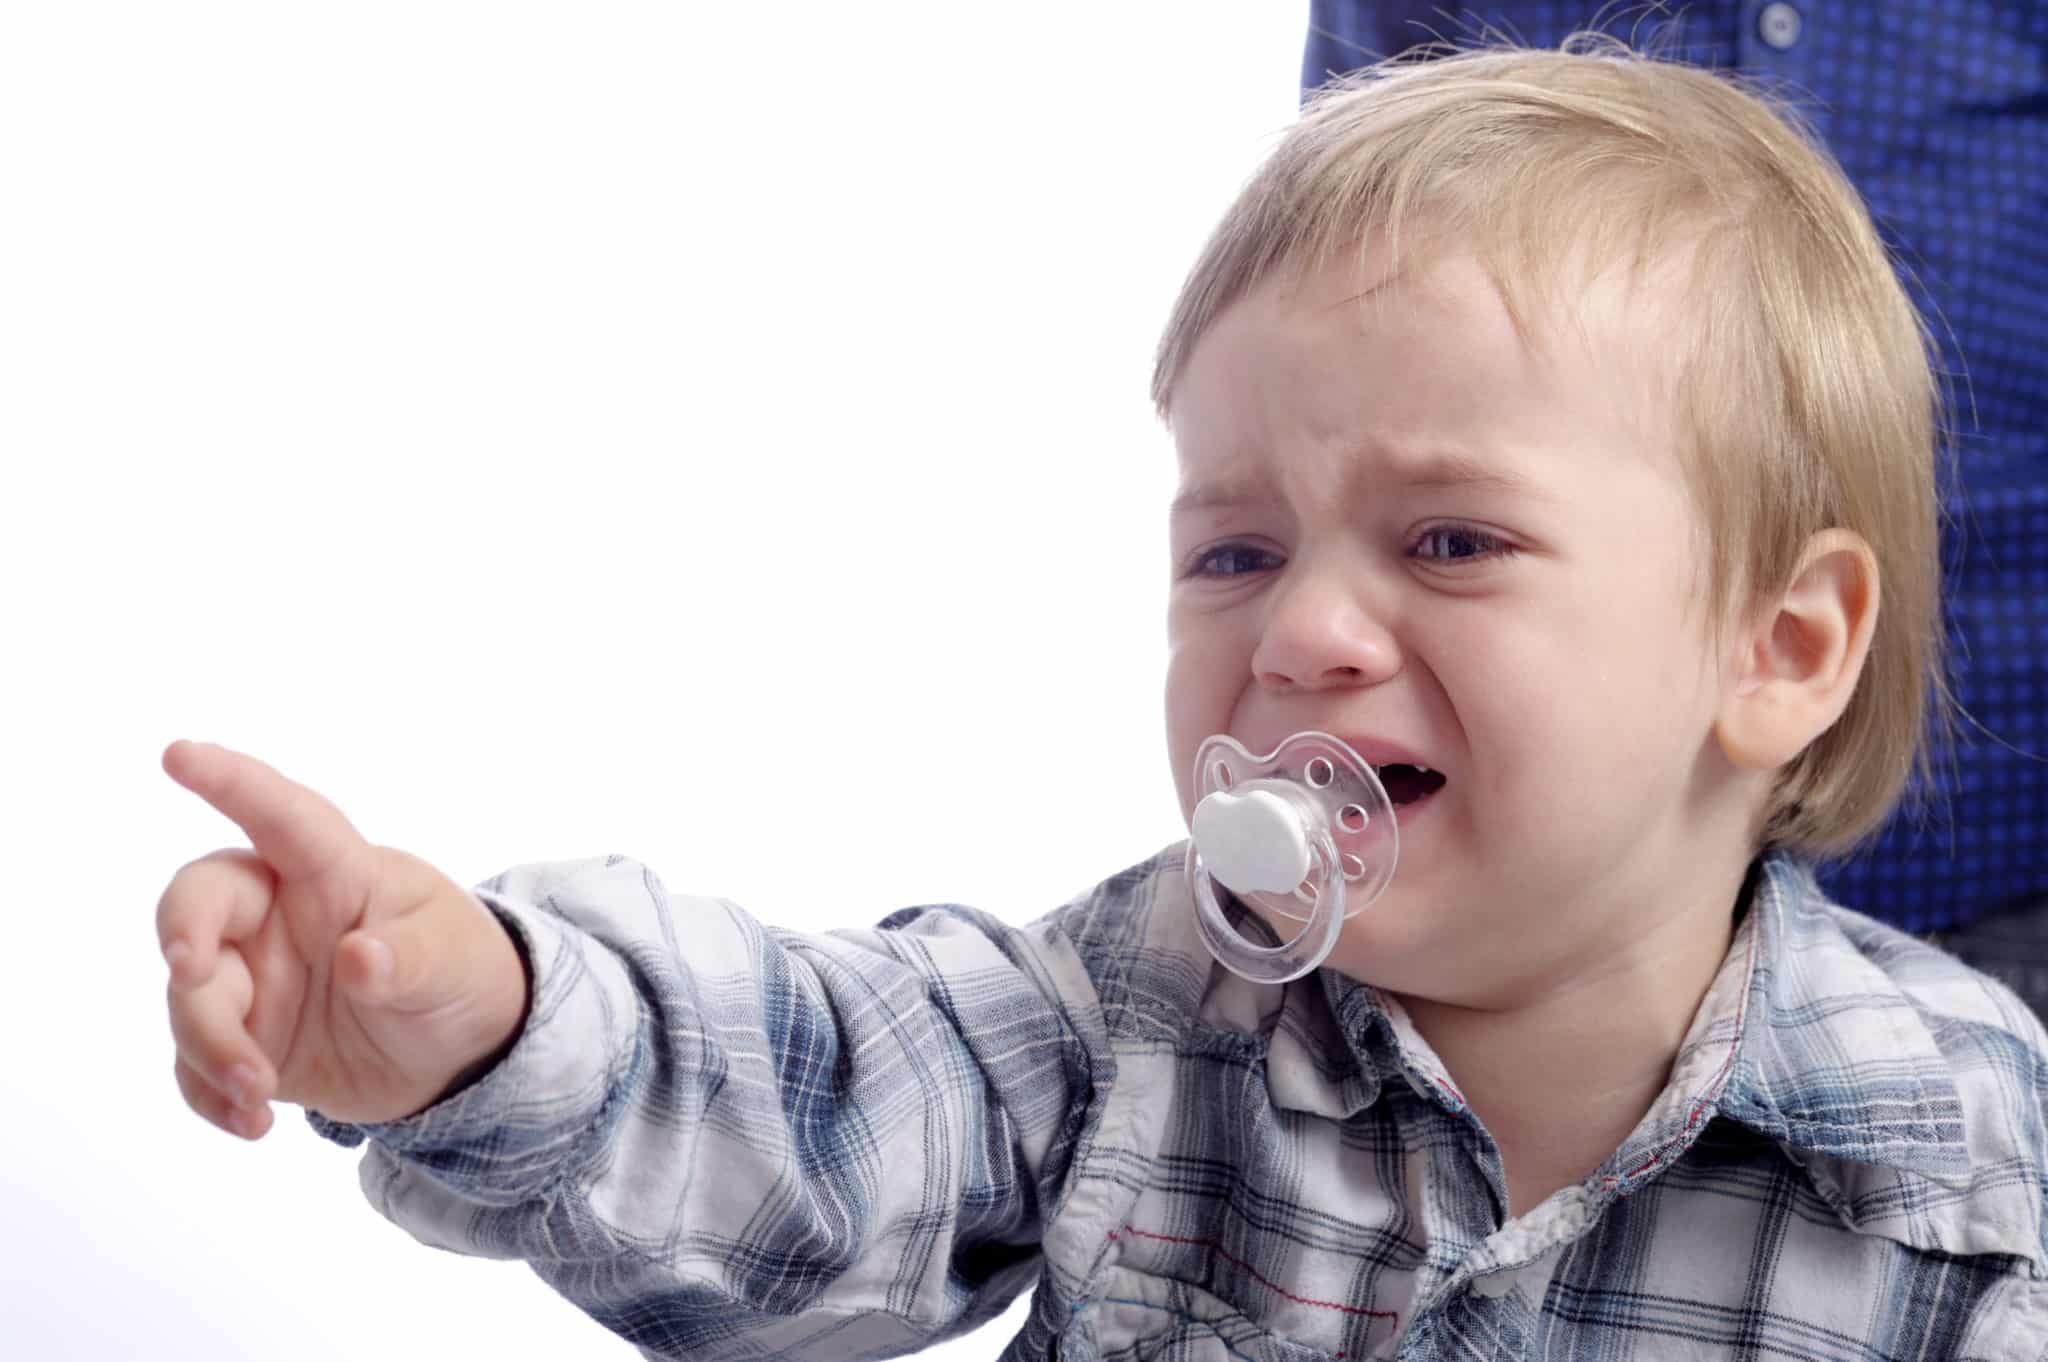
[310,845,2048,1360]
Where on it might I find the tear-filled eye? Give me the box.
[1411,524,1513,563]
[1375,764,1447,806]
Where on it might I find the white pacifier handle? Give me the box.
[1186,731,1398,983]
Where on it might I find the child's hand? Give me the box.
[157,740,529,1139]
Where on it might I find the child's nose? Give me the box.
[1249,572,1402,693]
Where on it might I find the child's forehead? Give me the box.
[1182,251,1628,415]
[1199,244,1674,433]
[1168,247,1694,514]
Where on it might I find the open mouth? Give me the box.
[1375,763,1447,807]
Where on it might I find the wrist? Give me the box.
[418,901,535,1114]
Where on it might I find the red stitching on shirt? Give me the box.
[1620,1095,1713,1180]
[1116,1223,1399,1325]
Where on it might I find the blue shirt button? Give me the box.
[1758,2,1804,50]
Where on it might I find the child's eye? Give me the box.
[1186,543,1282,578]
[1410,524,1512,563]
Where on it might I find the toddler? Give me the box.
[157,38,2048,1361]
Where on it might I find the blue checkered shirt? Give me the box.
[309,844,2048,1359]
[1304,2,2048,934]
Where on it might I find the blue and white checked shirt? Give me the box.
[311,844,2048,1359]
[1304,2,2048,936]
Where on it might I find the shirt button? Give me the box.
[1757,1,1803,50]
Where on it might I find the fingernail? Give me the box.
[164,941,191,977]
[229,1065,258,1107]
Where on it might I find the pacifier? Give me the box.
[1186,732,1398,983]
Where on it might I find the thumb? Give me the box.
[336,928,401,1005]
[337,910,466,1013]
[335,929,395,1003]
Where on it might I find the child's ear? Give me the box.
[1715,529,1881,771]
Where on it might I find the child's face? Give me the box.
[1163,244,1755,1003]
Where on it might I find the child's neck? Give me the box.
[1394,864,1745,1221]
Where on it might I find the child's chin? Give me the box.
[1326,888,1464,981]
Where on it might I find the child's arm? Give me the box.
[310,852,1105,1358]
[158,741,1104,1359]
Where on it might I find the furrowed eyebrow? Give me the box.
[1169,477,1272,518]
[1396,450,1550,500]
[1170,448,1549,516]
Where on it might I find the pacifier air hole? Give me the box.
[1186,731,1399,984]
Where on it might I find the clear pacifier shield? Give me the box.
[1186,731,1398,983]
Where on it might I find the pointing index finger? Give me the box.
[161,740,368,886]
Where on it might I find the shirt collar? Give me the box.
[1710,853,1971,1179]
[1294,850,2044,1265]
[1707,852,2044,1264]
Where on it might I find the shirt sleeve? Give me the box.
[303,852,1110,1361]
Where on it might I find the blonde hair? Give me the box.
[1152,37,1953,860]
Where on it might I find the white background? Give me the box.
[2,4,1311,1358]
